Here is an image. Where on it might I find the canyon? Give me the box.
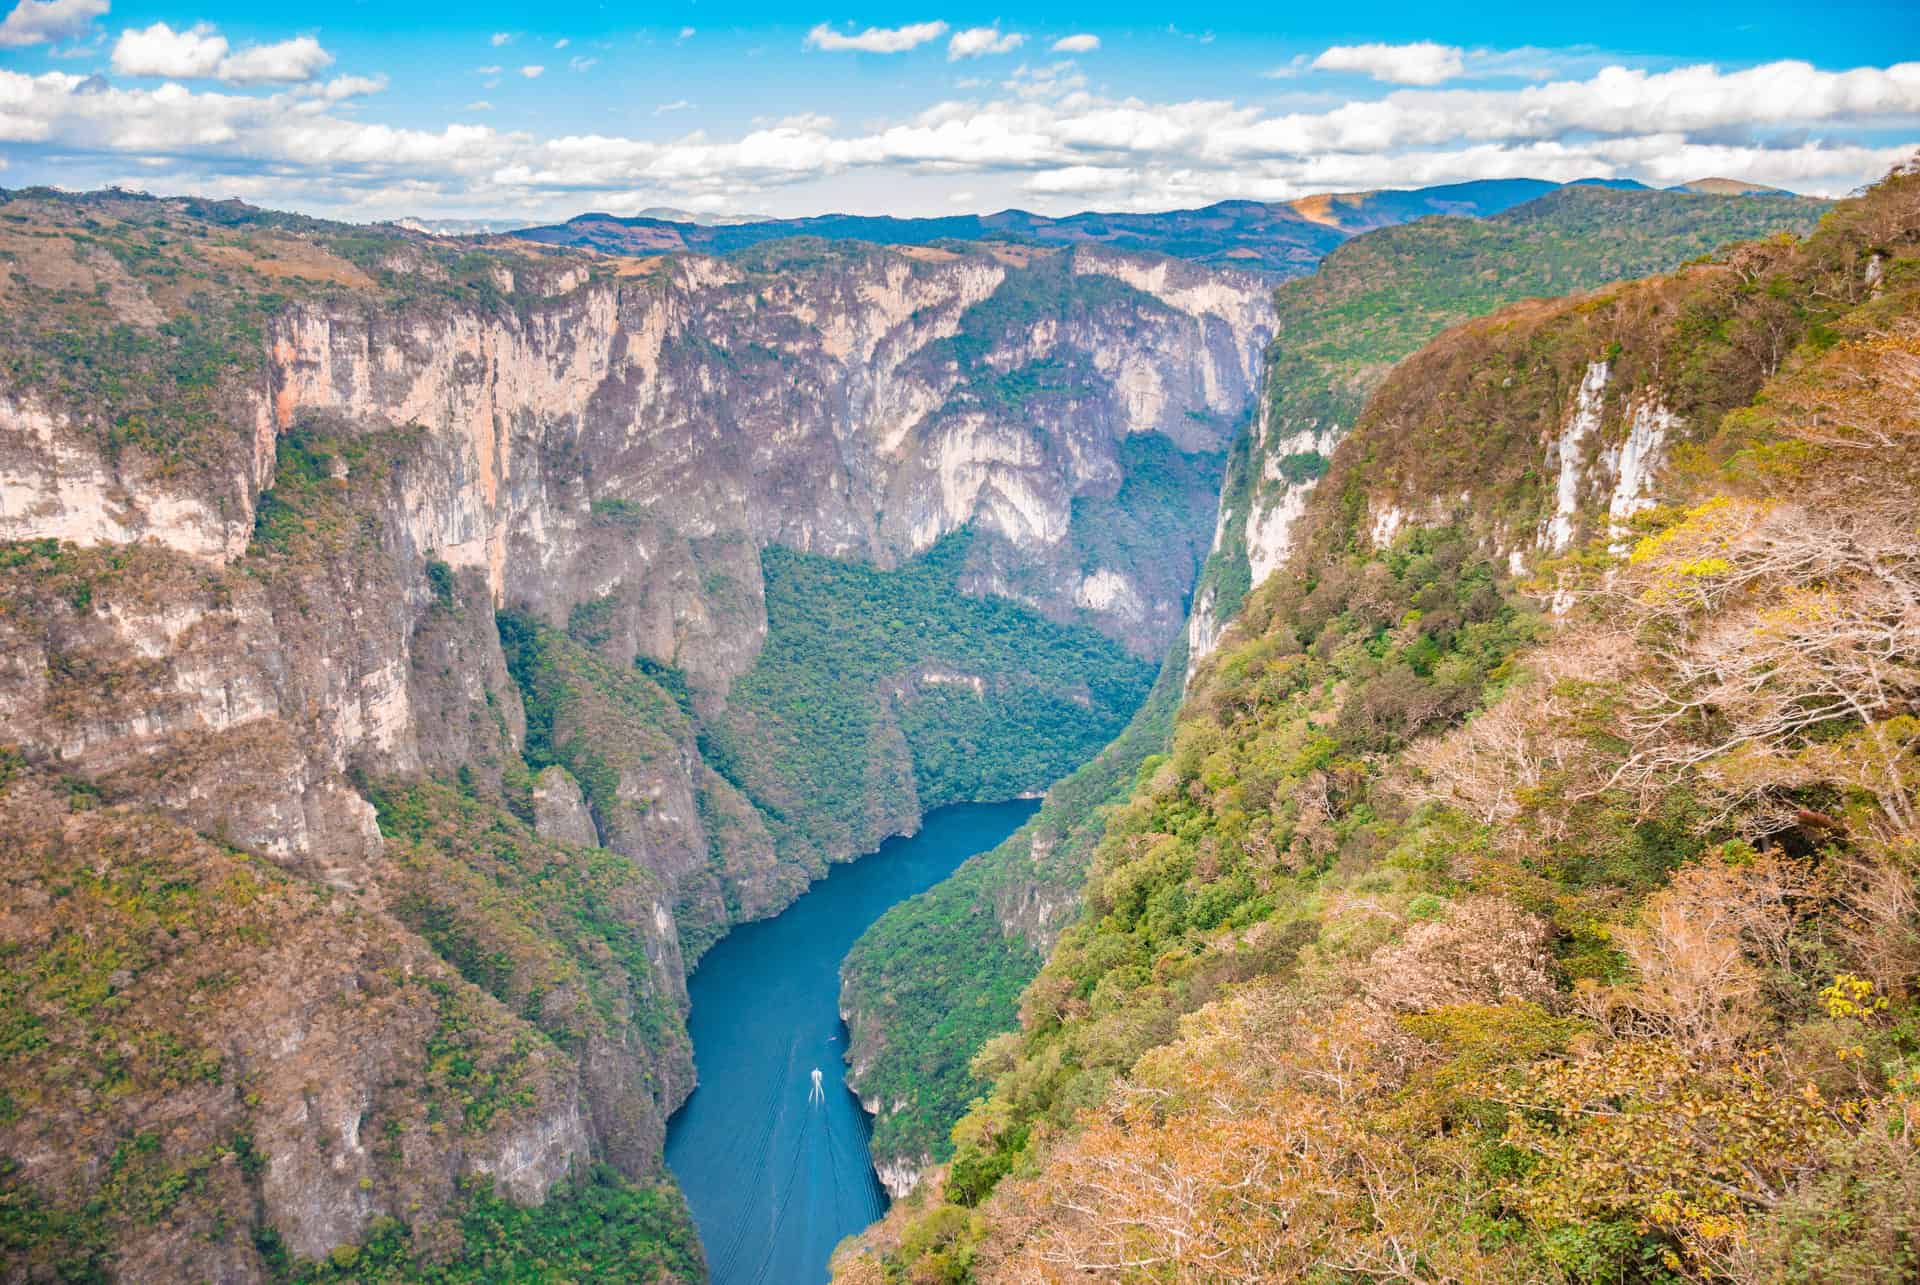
[0,176,1836,1280]
[0,187,1272,1279]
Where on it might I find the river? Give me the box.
[664,798,1041,1285]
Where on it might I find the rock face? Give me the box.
[261,244,1270,667]
[532,765,599,846]
[0,191,1276,1272]
[0,773,597,1275]
[1177,186,1830,675]
[0,211,1273,893]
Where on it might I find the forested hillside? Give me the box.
[1196,185,1828,651]
[511,178,1589,276]
[837,181,1832,1199]
[834,163,1920,1284]
[0,188,1264,1281]
[1260,186,1829,445]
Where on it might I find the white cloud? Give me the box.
[568,56,595,72]
[1,56,1913,219]
[655,99,692,114]
[678,26,695,40]
[306,74,386,102]
[218,36,332,85]
[520,64,544,78]
[1312,41,1465,86]
[805,20,947,54]
[553,37,569,49]
[0,0,107,49]
[464,100,492,111]
[1024,163,1131,194]
[1050,34,1098,54]
[1005,61,1086,99]
[111,21,225,78]
[489,32,511,47]
[110,21,332,84]
[949,25,1024,60]
[477,64,501,75]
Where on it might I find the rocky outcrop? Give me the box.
[1541,361,1612,554]
[261,244,1271,673]
[0,210,1274,900]
[875,1156,930,1203]
[0,192,1279,1272]
[0,394,273,565]
[0,772,596,1274]
[532,765,598,846]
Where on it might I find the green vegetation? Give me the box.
[717,530,1155,852]
[958,525,1538,1144]
[278,1168,702,1283]
[248,427,421,561]
[424,558,456,607]
[1260,187,1828,442]
[1184,187,1832,651]
[588,496,648,527]
[372,778,681,1064]
[840,879,1043,1166]
[842,628,1195,1168]
[833,190,1807,1179]
[1,1138,234,1285]
[836,163,1920,1285]
[0,304,281,471]
[1066,433,1227,583]
[497,608,688,818]
[932,256,1172,409]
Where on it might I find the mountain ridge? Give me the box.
[832,158,1920,1285]
[509,177,1679,276]
[832,179,1830,1195]
[0,172,1875,1282]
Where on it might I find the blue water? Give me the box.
[665,799,1040,1285]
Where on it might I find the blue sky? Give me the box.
[0,0,1915,221]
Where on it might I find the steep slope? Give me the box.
[0,190,1273,1278]
[838,630,1192,1196]
[834,163,1920,1284]
[511,179,1606,276]
[835,182,1831,1196]
[1187,184,1828,669]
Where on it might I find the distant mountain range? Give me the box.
[503,176,1796,276]
[397,206,769,236]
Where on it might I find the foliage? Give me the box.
[371,778,681,1063]
[837,163,1920,1285]
[248,427,420,561]
[1064,434,1229,616]
[497,608,686,809]
[934,258,1172,393]
[424,558,456,608]
[1185,186,1831,649]
[844,630,1199,1170]
[718,530,1155,853]
[280,1166,702,1283]
[0,280,282,473]
[1490,1041,1852,1277]
[1259,187,1828,447]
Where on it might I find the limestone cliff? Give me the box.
[1179,185,1829,676]
[0,189,1272,1275]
